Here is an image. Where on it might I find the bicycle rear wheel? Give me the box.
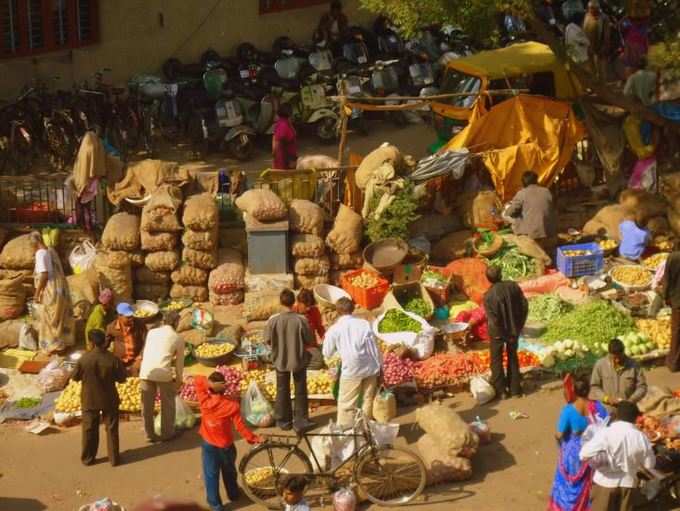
[239,442,313,510]
[354,446,426,506]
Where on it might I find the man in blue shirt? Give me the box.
[619,216,650,261]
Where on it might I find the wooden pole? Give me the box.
[329,89,528,103]
[337,95,349,167]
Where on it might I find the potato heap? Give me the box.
[195,342,235,358]
[55,380,82,413]
[636,317,671,350]
[97,212,142,302]
[56,377,144,413]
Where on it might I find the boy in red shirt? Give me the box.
[293,288,325,370]
[195,372,263,511]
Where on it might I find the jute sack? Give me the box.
[0,319,24,349]
[135,283,170,302]
[431,230,473,262]
[129,251,145,268]
[294,256,330,276]
[101,213,140,250]
[101,250,130,270]
[582,204,627,241]
[0,234,36,270]
[135,267,171,286]
[182,228,218,251]
[417,434,473,484]
[668,208,680,236]
[289,199,325,236]
[0,268,32,280]
[244,292,283,321]
[209,250,245,293]
[355,144,403,190]
[146,184,183,212]
[416,402,479,458]
[294,274,329,289]
[171,265,208,286]
[0,272,26,319]
[183,247,217,271]
[647,216,670,236]
[94,251,132,303]
[326,204,363,255]
[209,290,244,306]
[619,189,667,223]
[170,284,208,303]
[66,268,99,306]
[141,231,178,251]
[235,189,287,222]
[330,251,363,270]
[183,193,218,231]
[291,234,325,258]
[145,251,180,272]
[141,207,182,233]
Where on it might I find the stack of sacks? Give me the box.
[139,185,183,301]
[208,248,245,306]
[235,189,288,223]
[98,213,141,303]
[0,272,26,320]
[175,193,219,303]
[0,234,39,298]
[326,204,363,285]
[415,402,479,485]
[289,200,329,289]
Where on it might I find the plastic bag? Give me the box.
[372,389,397,423]
[411,325,437,360]
[68,240,97,274]
[469,416,491,444]
[241,381,274,428]
[154,397,196,435]
[369,420,399,447]
[19,324,38,351]
[37,358,71,392]
[333,488,357,511]
[470,376,495,405]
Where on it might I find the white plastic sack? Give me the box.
[412,327,437,360]
[310,424,334,472]
[37,358,71,393]
[372,310,434,354]
[470,376,495,404]
[19,324,38,351]
[68,240,97,274]
[333,488,357,511]
[581,414,611,470]
[241,381,274,428]
[369,420,399,447]
[154,396,196,435]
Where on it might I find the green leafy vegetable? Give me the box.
[366,182,420,243]
[402,297,431,317]
[487,246,535,281]
[528,294,574,323]
[421,269,448,289]
[379,309,422,334]
[15,397,41,409]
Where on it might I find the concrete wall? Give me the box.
[0,0,371,99]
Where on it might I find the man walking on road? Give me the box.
[483,266,528,399]
[73,329,127,466]
[264,289,315,431]
[323,297,382,427]
[139,311,184,442]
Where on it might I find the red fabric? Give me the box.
[273,117,297,170]
[455,307,489,342]
[563,373,576,403]
[293,304,325,342]
[194,376,258,448]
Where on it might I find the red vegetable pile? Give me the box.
[215,365,243,398]
[179,378,198,402]
[383,352,415,387]
[413,354,479,389]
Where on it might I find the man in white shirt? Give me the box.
[322,298,382,427]
[139,311,184,442]
[580,401,656,511]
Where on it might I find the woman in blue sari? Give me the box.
[548,377,608,511]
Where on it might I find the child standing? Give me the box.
[293,289,325,370]
[195,372,263,511]
[282,475,311,511]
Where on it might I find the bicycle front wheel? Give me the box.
[239,442,313,510]
[354,446,427,506]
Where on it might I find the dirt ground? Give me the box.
[1,365,678,511]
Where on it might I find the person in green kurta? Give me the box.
[85,288,115,350]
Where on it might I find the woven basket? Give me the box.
[473,233,503,257]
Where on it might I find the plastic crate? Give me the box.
[556,242,604,278]
[340,269,389,310]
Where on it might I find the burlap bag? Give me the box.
[182,228,218,251]
[244,292,283,321]
[294,256,330,276]
[66,268,99,306]
[135,267,171,286]
[135,283,170,302]
[470,190,502,229]
[101,250,130,270]
[183,247,217,271]
[209,249,245,293]
[146,184,183,212]
[0,234,36,270]
[647,216,670,236]
[94,251,132,303]
[431,230,474,262]
[177,308,193,333]
[101,213,140,250]
[582,204,627,241]
[355,144,403,190]
[141,207,182,233]
[291,234,325,258]
[183,193,218,231]
[289,199,325,236]
[415,402,479,458]
[0,319,24,349]
[170,284,208,303]
[129,251,145,268]
[0,272,26,319]
[171,265,208,286]
[235,189,287,222]
[619,189,667,223]
[417,434,473,484]
[145,251,180,272]
[330,251,363,270]
[326,204,363,255]
[294,274,329,289]
[668,209,680,236]
[209,290,245,306]
[0,269,32,280]
[141,231,178,251]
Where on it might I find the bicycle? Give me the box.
[238,412,426,509]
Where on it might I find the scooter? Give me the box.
[368,59,408,126]
[298,39,339,142]
[335,32,372,134]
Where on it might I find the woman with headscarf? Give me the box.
[661,252,680,371]
[30,231,74,353]
[85,288,115,350]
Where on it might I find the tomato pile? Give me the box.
[637,415,680,450]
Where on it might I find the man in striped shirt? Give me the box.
[107,302,146,376]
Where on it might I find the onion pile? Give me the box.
[382,352,415,387]
[216,365,243,398]
[179,378,198,402]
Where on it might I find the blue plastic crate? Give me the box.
[556,242,604,278]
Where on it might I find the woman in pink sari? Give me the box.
[272,103,297,170]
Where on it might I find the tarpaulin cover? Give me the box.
[445,95,585,201]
